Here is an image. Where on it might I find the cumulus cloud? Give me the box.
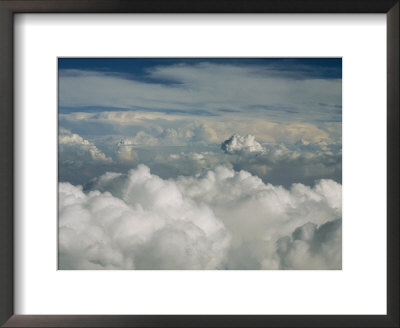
[217,134,341,187]
[60,110,338,148]
[276,219,341,269]
[59,165,341,270]
[221,134,265,154]
[114,137,143,163]
[58,125,341,188]
[59,166,230,269]
[59,129,112,164]
[116,145,138,163]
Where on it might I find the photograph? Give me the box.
[58,58,342,270]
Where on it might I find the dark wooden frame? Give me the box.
[0,1,398,327]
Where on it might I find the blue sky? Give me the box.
[59,57,342,79]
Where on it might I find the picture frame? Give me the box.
[0,0,398,327]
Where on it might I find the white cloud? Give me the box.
[59,165,230,269]
[221,134,265,154]
[59,129,112,164]
[58,124,341,188]
[59,63,341,123]
[115,137,146,163]
[59,165,341,270]
[276,219,341,269]
[116,145,138,163]
[60,110,339,148]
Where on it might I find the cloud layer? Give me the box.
[59,62,341,123]
[59,165,341,270]
[59,128,341,188]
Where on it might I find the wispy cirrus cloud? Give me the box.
[59,62,341,123]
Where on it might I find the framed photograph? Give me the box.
[57,56,343,272]
[0,0,398,327]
